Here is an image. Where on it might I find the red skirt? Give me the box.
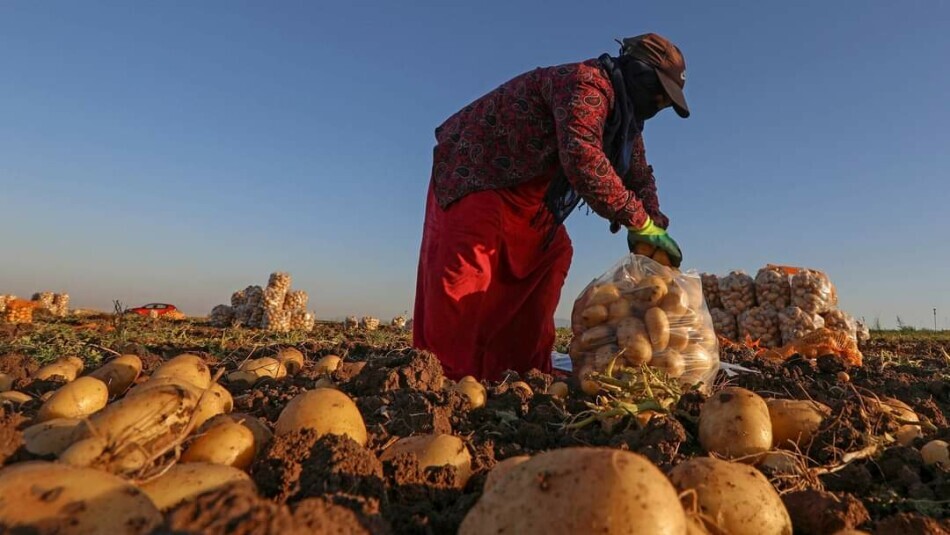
[413,176,573,381]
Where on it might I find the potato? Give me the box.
[579,325,614,349]
[587,283,622,306]
[646,307,670,351]
[454,377,487,409]
[73,382,199,474]
[580,378,601,396]
[227,370,259,385]
[37,376,109,422]
[88,354,143,397]
[484,455,530,493]
[699,387,772,461]
[138,462,255,511]
[546,382,569,399]
[920,440,949,468]
[240,357,287,379]
[381,434,472,487]
[0,461,162,533]
[757,451,802,476]
[151,353,211,389]
[580,304,609,328]
[129,378,232,429]
[652,350,685,378]
[669,457,792,535]
[23,418,82,456]
[59,436,109,468]
[607,298,634,324]
[0,391,32,405]
[200,412,272,455]
[875,397,921,446]
[459,447,686,535]
[509,381,533,396]
[668,327,690,351]
[34,357,84,382]
[0,373,13,392]
[274,388,367,445]
[767,399,830,449]
[276,347,305,374]
[632,276,668,306]
[661,286,690,316]
[314,354,342,374]
[182,421,256,469]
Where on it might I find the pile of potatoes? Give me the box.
[0,348,376,532]
[570,254,719,389]
[702,265,856,348]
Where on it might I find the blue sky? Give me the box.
[1,1,948,328]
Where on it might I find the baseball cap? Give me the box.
[621,33,690,118]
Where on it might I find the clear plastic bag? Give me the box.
[778,306,825,345]
[755,266,791,310]
[719,270,757,316]
[710,308,738,341]
[822,309,858,342]
[570,254,720,390]
[738,305,782,348]
[790,268,837,314]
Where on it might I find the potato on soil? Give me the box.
[0,373,13,392]
[130,378,233,429]
[921,439,949,468]
[151,353,211,389]
[381,434,473,487]
[200,412,272,455]
[454,376,487,409]
[460,447,686,535]
[757,451,802,476]
[0,391,33,405]
[873,397,922,446]
[314,354,342,374]
[274,388,367,446]
[227,370,259,385]
[669,457,792,535]
[699,387,772,461]
[0,461,162,534]
[37,376,109,422]
[546,382,569,398]
[34,356,84,382]
[766,399,830,449]
[138,462,255,511]
[276,347,305,374]
[71,382,200,474]
[88,354,142,397]
[181,421,256,470]
[484,455,530,493]
[240,357,287,379]
[23,418,83,456]
[646,307,671,351]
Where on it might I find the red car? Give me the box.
[126,303,180,317]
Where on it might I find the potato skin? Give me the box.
[454,378,487,409]
[274,388,367,445]
[89,354,143,396]
[669,457,792,535]
[381,434,472,487]
[459,447,686,535]
[151,353,211,389]
[699,387,772,461]
[37,376,109,422]
[138,462,254,511]
[181,421,256,469]
[0,461,162,533]
[23,418,82,456]
[766,399,830,449]
[646,307,671,351]
[483,455,530,493]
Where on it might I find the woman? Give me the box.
[414,33,690,380]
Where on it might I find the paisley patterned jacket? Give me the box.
[430,59,667,230]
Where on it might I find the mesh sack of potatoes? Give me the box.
[51,293,70,317]
[719,271,756,316]
[4,299,35,324]
[209,305,235,327]
[822,309,857,341]
[738,305,781,348]
[778,306,826,345]
[290,310,316,331]
[710,308,738,341]
[264,309,292,332]
[361,316,380,331]
[344,315,359,330]
[700,273,722,310]
[391,315,407,329]
[0,295,10,313]
[790,268,837,314]
[267,272,292,295]
[283,290,309,311]
[754,266,791,309]
[231,289,247,308]
[569,254,720,390]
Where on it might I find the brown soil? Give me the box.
[0,407,25,466]
[0,353,39,385]
[782,490,870,534]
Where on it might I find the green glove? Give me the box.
[627,217,683,267]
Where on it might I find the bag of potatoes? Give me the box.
[570,254,720,390]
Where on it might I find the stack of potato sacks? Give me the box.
[703,266,862,347]
[208,272,315,332]
[569,255,720,389]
